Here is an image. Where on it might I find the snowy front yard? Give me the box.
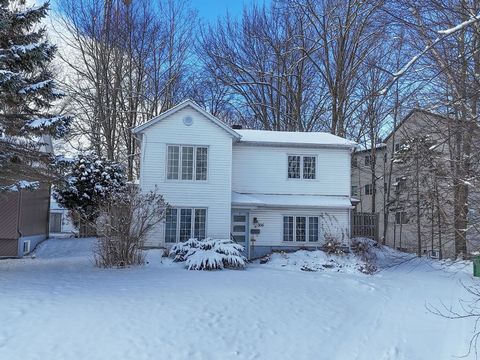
[0,238,477,360]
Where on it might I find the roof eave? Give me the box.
[231,201,354,209]
[236,141,356,149]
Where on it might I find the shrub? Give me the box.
[169,238,247,270]
[94,186,168,268]
[350,237,378,263]
[321,236,346,255]
[351,237,378,274]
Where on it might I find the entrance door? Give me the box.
[231,211,249,256]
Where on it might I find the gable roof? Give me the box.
[353,109,448,154]
[235,129,356,148]
[132,99,241,139]
[383,108,447,143]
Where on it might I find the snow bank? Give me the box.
[260,249,371,274]
[0,237,476,360]
[34,237,95,259]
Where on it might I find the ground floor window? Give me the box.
[283,216,319,242]
[165,207,207,243]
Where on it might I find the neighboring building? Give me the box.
[0,184,51,257]
[0,136,53,257]
[351,109,461,258]
[49,194,76,237]
[133,99,356,259]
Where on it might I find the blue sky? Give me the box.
[192,0,269,22]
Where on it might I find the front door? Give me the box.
[231,211,249,257]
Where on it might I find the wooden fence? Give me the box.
[352,212,379,240]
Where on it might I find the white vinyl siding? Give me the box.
[233,145,350,196]
[141,106,232,247]
[252,209,349,246]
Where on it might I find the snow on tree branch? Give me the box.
[438,14,480,35]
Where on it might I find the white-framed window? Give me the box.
[308,216,319,242]
[167,145,208,181]
[283,216,319,242]
[23,240,30,254]
[165,207,207,243]
[303,156,316,179]
[287,155,316,180]
[395,211,408,225]
[165,208,178,243]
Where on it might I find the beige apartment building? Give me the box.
[351,109,462,258]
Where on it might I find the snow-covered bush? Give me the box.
[94,186,168,268]
[54,155,126,226]
[169,238,246,270]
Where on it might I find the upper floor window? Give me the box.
[167,145,208,181]
[288,155,316,180]
[364,155,371,167]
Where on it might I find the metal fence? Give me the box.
[352,212,379,240]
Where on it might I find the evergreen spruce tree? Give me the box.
[0,0,71,191]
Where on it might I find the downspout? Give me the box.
[47,184,52,239]
[16,189,23,257]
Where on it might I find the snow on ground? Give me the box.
[0,237,478,360]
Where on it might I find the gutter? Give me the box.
[236,141,355,150]
[231,202,354,210]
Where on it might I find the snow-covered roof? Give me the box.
[232,192,354,209]
[235,129,356,148]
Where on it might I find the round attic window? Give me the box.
[183,116,193,126]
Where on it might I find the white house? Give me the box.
[133,100,356,258]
